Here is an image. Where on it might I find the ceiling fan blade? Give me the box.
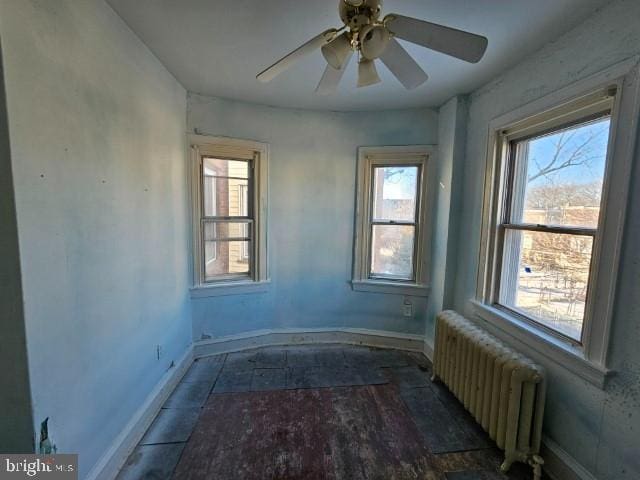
[379,37,428,90]
[257,29,338,82]
[385,14,487,63]
[316,51,353,95]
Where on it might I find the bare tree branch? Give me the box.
[527,127,607,183]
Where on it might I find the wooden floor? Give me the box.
[116,345,535,480]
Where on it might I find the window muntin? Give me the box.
[369,165,420,280]
[201,157,253,282]
[497,115,612,342]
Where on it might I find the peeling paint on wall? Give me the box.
[38,418,56,455]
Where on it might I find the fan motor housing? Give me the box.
[339,0,383,31]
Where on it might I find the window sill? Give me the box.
[190,280,271,298]
[351,280,430,297]
[469,300,611,388]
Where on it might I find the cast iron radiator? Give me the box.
[431,310,546,479]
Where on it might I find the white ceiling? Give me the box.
[107,0,610,111]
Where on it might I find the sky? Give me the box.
[376,117,611,204]
[526,117,610,188]
[381,166,418,200]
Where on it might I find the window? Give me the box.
[352,146,433,296]
[370,165,419,280]
[202,158,251,280]
[498,115,611,343]
[190,135,269,295]
[476,62,640,385]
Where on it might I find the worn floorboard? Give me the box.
[116,444,185,480]
[173,385,443,480]
[116,345,542,480]
[140,407,201,445]
[401,387,492,454]
[180,355,224,384]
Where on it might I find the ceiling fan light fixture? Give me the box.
[357,59,381,87]
[360,24,390,60]
[321,32,352,69]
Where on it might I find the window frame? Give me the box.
[189,135,269,297]
[495,111,611,346]
[352,146,435,297]
[475,60,640,387]
[238,184,250,261]
[201,157,253,281]
[368,163,422,282]
[202,170,217,262]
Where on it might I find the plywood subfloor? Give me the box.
[174,384,440,480]
[117,345,536,480]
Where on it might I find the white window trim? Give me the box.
[352,145,435,296]
[475,58,640,387]
[188,134,269,297]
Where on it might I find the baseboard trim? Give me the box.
[541,436,599,480]
[194,328,425,358]
[423,337,434,361]
[85,346,194,480]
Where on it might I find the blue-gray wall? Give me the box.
[1,0,638,479]
[0,1,192,477]
[188,94,438,339]
[446,0,640,478]
[427,96,468,344]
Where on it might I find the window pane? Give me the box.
[203,176,249,217]
[370,225,415,279]
[203,158,250,217]
[372,166,418,221]
[204,241,251,280]
[499,229,593,341]
[203,221,251,241]
[203,157,249,178]
[511,117,610,228]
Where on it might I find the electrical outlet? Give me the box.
[156,344,162,360]
[403,302,413,317]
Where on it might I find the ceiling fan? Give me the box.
[256,0,488,94]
